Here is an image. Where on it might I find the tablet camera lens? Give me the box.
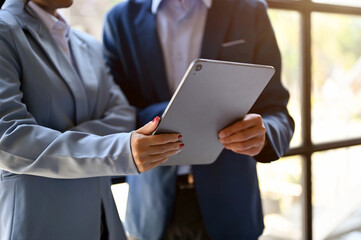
[195,64,202,71]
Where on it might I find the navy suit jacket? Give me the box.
[103,0,295,239]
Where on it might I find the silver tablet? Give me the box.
[155,59,275,166]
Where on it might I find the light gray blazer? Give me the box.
[0,0,139,239]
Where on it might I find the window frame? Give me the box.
[266,0,361,239]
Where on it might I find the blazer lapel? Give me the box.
[132,1,171,101]
[201,0,237,59]
[4,0,89,124]
[69,33,96,122]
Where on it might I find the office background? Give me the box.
[1,0,361,239]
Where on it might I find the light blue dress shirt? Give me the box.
[152,0,212,174]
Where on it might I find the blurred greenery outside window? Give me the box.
[260,3,361,240]
[311,12,361,240]
[313,146,361,240]
[312,13,361,143]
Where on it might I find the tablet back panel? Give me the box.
[156,59,275,166]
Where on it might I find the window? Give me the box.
[257,9,303,240]
[260,1,361,239]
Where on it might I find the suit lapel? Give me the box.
[132,1,171,101]
[201,0,237,59]
[4,0,89,123]
[24,25,89,123]
[69,32,97,122]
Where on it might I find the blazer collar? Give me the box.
[2,0,90,124]
[3,0,40,30]
[69,31,99,121]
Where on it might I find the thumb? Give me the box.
[135,116,160,135]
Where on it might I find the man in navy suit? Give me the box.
[103,0,294,239]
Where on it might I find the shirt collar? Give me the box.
[28,1,70,39]
[152,0,212,14]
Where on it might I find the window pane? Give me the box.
[269,10,302,148]
[313,0,361,7]
[258,156,303,240]
[312,13,361,143]
[313,146,361,240]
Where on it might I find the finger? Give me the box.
[148,142,184,155]
[218,114,262,139]
[135,116,161,135]
[142,133,182,146]
[233,147,263,157]
[219,125,266,145]
[145,148,183,163]
[223,136,265,152]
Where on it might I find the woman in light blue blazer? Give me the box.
[0,0,183,239]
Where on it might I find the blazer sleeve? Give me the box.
[250,1,295,163]
[0,18,139,179]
